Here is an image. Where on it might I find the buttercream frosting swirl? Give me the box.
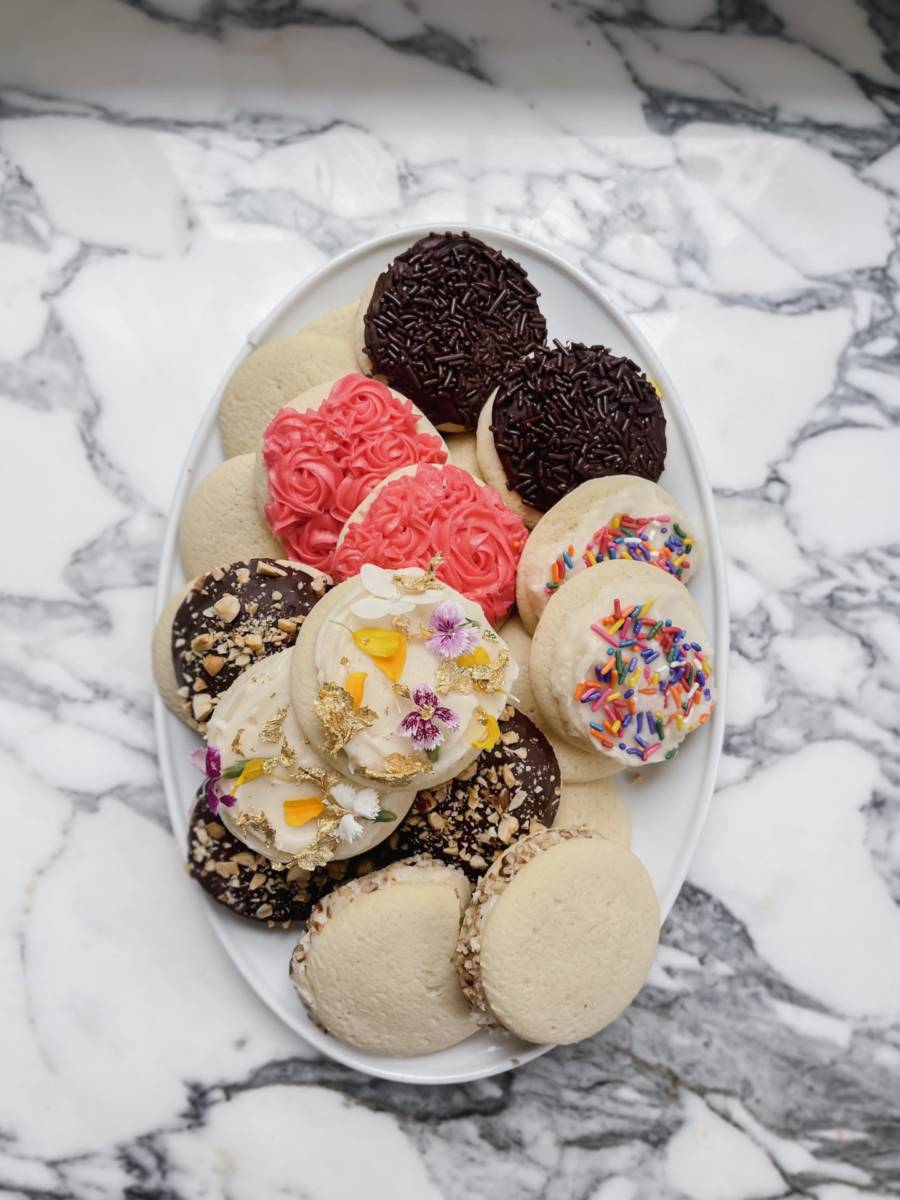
[332,464,527,626]
[262,374,446,572]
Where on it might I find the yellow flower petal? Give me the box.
[230,758,266,793]
[352,627,403,658]
[471,711,500,751]
[457,645,490,668]
[344,671,367,709]
[283,797,325,827]
[374,641,407,682]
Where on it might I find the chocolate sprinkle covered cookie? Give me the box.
[491,342,667,512]
[171,557,330,728]
[363,231,547,430]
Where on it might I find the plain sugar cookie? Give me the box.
[179,454,283,579]
[530,560,716,770]
[290,858,478,1055]
[305,302,356,341]
[219,331,358,457]
[445,431,484,482]
[503,614,623,784]
[556,777,630,846]
[456,828,659,1044]
[516,475,702,634]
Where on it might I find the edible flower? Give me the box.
[472,708,501,751]
[344,671,368,709]
[426,601,477,660]
[456,644,490,669]
[190,746,235,815]
[283,797,325,827]
[331,782,382,843]
[350,562,444,619]
[351,626,408,681]
[397,685,460,751]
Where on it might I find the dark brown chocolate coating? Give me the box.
[491,342,667,511]
[171,558,331,726]
[363,231,547,430]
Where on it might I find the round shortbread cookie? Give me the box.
[476,395,542,528]
[305,302,356,341]
[291,571,517,792]
[517,476,702,634]
[503,615,623,784]
[352,277,377,375]
[152,585,191,724]
[219,331,358,458]
[445,431,484,482]
[530,560,716,770]
[555,777,630,846]
[179,454,283,579]
[456,829,659,1044]
[290,858,478,1055]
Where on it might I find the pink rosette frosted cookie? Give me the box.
[260,374,446,572]
[331,463,527,626]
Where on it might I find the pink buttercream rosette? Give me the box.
[331,463,528,625]
[262,374,447,572]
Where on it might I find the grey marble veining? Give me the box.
[2,0,900,1196]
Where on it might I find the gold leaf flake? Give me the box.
[235,809,276,848]
[259,705,288,743]
[278,739,297,767]
[392,553,444,594]
[291,830,341,871]
[230,727,245,756]
[482,628,499,642]
[314,683,378,753]
[392,616,431,640]
[435,650,510,696]
[392,681,412,700]
[290,762,336,792]
[364,752,432,784]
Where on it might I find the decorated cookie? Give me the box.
[187,792,318,925]
[530,561,716,769]
[305,301,357,340]
[445,432,484,482]
[290,857,478,1055]
[331,462,527,627]
[477,344,667,526]
[291,562,518,792]
[219,330,358,458]
[358,231,547,431]
[503,614,623,784]
[254,373,447,574]
[516,475,701,634]
[203,648,415,868]
[373,706,560,879]
[179,454,283,579]
[456,828,659,1044]
[152,557,331,731]
[556,777,630,846]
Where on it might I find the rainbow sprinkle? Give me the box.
[572,597,714,763]
[545,513,693,594]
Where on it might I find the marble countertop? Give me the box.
[3,0,899,1195]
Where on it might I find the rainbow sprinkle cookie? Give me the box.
[546,512,693,595]
[573,596,714,764]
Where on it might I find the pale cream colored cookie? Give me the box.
[530,560,716,770]
[151,583,194,726]
[445,432,484,482]
[456,829,659,1045]
[517,475,702,634]
[219,331,358,458]
[475,394,542,528]
[352,277,377,374]
[503,615,623,784]
[556,777,630,846]
[291,858,478,1055]
[291,570,517,792]
[305,302,356,340]
[179,454,283,579]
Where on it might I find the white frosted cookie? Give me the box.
[556,777,630,847]
[475,394,542,528]
[445,432,484,482]
[179,454,283,579]
[219,331,358,458]
[503,614,623,784]
[252,374,448,575]
[291,857,477,1055]
[305,302,356,340]
[530,560,716,770]
[291,566,518,792]
[352,277,377,374]
[206,648,415,865]
[517,476,702,634]
[456,829,659,1044]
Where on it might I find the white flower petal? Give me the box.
[360,563,398,599]
[350,787,380,820]
[390,599,416,615]
[406,587,448,607]
[350,595,395,619]
[338,814,364,843]
[329,782,358,811]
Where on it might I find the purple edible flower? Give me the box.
[190,745,235,814]
[397,685,460,751]
[426,601,478,660]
